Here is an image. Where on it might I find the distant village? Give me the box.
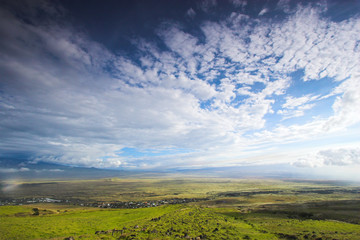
[0,197,208,208]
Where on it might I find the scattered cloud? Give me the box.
[277,95,318,119]
[198,0,217,12]
[229,0,247,8]
[0,1,359,169]
[276,0,291,13]
[282,95,316,109]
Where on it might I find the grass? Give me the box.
[1,203,360,239]
[242,212,360,240]
[0,204,276,239]
[1,178,360,239]
[0,204,182,239]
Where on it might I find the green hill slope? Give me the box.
[1,203,360,240]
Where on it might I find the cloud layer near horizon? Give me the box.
[0,0,360,169]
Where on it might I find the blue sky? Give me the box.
[0,0,360,179]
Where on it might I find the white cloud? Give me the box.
[198,0,217,12]
[282,95,315,109]
[324,77,360,131]
[276,0,291,13]
[1,1,360,169]
[230,0,247,8]
[277,95,318,119]
[186,8,196,18]
[158,26,199,59]
[293,147,360,168]
[48,169,64,172]
[258,8,268,16]
[278,103,315,120]
[0,167,29,173]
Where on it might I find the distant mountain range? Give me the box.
[0,159,331,181]
[0,159,127,180]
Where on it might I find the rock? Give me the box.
[112,229,120,236]
[200,234,207,239]
[151,217,160,221]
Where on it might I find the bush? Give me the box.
[32,208,39,216]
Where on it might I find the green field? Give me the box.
[1,178,360,239]
[2,178,359,202]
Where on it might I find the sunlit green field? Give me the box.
[1,202,360,239]
[1,178,360,239]
[0,204,179,239]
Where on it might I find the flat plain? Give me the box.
[1,178,360,239]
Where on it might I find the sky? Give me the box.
[0,0,360,178]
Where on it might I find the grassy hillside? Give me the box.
[1,178,360,239]
[0,204,180,239]
[1,203,360,239]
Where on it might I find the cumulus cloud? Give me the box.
[0,1,359,169]
[293,148,360,168]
